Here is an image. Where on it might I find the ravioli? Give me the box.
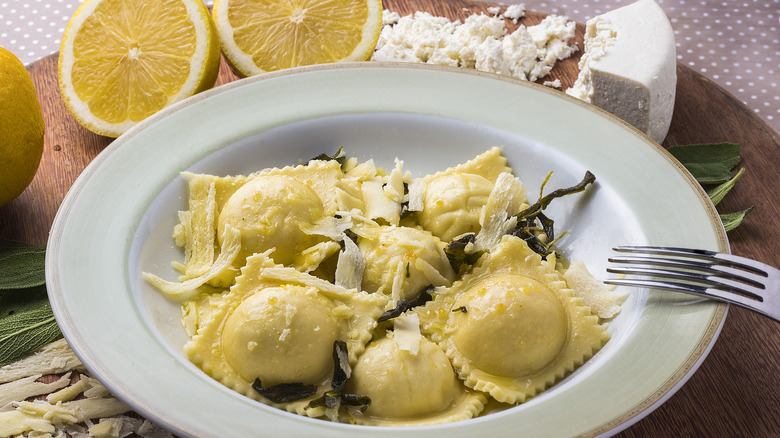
[413,147,515,241]
[416,234,609,404]
[217,174,327,266]
[184,253,388,417]
[358,225,455,303]
[164,159,344,294]
[345,323,487,426]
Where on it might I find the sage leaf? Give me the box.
[667,142,741,184]
[0,238,46,291]
[707,168,745,206]
[444,234,486,274]
[251,379,318,403]
[720,207,754,232]
[0,286,62,367]
[378,286,434,322]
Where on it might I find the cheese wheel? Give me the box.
[567,0,677,144]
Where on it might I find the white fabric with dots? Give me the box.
[0,0,778,135]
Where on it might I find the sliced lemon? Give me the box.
[58,0,221,138]
[212,0,383,77]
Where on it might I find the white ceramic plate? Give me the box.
[47,63,727,438]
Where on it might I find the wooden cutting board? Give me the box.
[1,0,778,436]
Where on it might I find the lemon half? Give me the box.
[58,0,221,138]
[212,0,383,77]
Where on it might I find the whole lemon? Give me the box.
[0,47,45,207]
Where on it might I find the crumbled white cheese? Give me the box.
[504,4,526,23]
[372,10,577,82]
[382,9,400,26]
[543,78,562,88]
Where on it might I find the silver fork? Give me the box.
[605,246,780,322]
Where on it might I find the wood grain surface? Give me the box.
[1,0,778,436]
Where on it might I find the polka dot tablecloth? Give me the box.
[1,0,778,134]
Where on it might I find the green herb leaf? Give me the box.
[515,171,597,221]
[0,238,46,291]
[307,147,346,167]
[330,340,350,391]
[251,379,318,403]
[377,286,434,322]
[307,340,372,413]
[444,234,486,273]
[707,168,745,206]
[0,286,62,367]
[667,142,741,184]
[337,393,372,413]
[720,207,754,232]
[510,171,596,258]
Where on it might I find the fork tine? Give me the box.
[605,265,765,300]
[604,278,768,312]
[613,246,770,277]
[608,255,768,289]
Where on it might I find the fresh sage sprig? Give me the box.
[667,142,753,231]
[0,239,46,290]
[0,238,62,367]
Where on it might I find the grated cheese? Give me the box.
[392,314,423,356]
[0,339,83,384]
[0,373,71,408]
[335,234,365,290]
[475,172,526,252]
[563,260,626,319]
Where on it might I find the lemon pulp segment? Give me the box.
[59,0,220,137]
[213,0,382,76]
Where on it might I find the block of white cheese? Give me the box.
[566,0,677,144]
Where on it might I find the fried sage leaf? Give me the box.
[515,171,596,222]
[444,234,486,273]
[509,171,596,258]
[307,147,347,167]
[377,286,435,322]
[251,379,318,404]
[307,340,371,413]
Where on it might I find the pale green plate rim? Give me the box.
[46,62,727,438]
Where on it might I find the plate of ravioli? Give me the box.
[47,63,727,438]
